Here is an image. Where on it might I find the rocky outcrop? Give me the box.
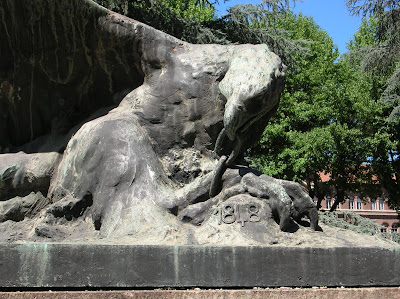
[0,152,60,200]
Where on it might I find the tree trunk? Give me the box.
[316,196,324,210]
[330,190,344,212]
[305,171,315,198]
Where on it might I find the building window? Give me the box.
[326,197,331,209]
[349,198,354,209]
[356,198,362,210]
[380,226,388,233]
[371,199,376,210]
[378,198,384,210]
[392,224,398,233]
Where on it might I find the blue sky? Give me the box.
[215,0,362,54]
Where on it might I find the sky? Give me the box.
[214,0,362,54]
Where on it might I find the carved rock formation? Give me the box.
[0,0,319,245]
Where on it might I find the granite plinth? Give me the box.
[0,244,399,288]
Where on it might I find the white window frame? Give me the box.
[356,198,362,210]
[378,198,384,210]
[349,198,354,209]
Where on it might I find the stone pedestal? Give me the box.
[1,244,399,288]
[2,288,400,299]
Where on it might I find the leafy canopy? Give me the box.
[94,0,305,65]
[250,11,385,210]
[345,1,400,209]
[346,0,400,122]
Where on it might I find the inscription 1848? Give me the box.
[215,202,261,227]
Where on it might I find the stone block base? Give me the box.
[1,288,400,299]
[0,244,399,288]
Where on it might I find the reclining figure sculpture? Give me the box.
[0,0,318,244]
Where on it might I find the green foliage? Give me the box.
[346,1,400,122]
[220,1,307,65]
[319,211,380,235]
[344,3,400,209]
[94,0,306,65]
[346,0,399,16]
[95,0,215,21]
[159,0,215,22]
[382,231,400,243]
[319,211,400,244]
[346,16,378,51]
[368,121,400,209]
[94,0,226,44]
[250,12,385,210]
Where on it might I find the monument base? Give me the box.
[0,244,399,288]
[1,288,400,299]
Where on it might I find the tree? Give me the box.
[156,0,215,21]
[94,0,225,44]
[346,0,400,121]
[250,12,384,211]
[322,62,385,211]
[345,1,400,209]
[250,13,339,201]
[94,0,305,65]
[217,0,307,64]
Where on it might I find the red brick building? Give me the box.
[315,172,399,233]
[318,195,399,233]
